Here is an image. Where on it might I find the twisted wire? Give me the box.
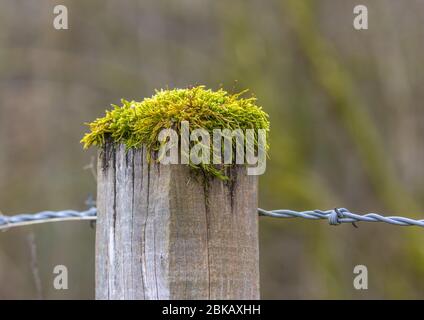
[258,208,424,228]
[1,207,424,230]
[0,207,97,230]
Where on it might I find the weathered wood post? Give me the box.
[83,87,268,300]
[95,143,260,299]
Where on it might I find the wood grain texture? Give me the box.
[96,142,259,299]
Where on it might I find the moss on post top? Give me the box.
[81,85,269,179]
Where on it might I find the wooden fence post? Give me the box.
[95,142,260,300]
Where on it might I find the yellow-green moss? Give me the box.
[81,86,270,179]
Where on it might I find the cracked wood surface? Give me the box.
[96,143,259,299]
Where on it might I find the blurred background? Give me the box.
[1,0,424,299]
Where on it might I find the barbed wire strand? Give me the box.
[258,208,424,228]
[0,208,97,231]
[0,207,424,231]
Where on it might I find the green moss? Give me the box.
[81,85,269,179]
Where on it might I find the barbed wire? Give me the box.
[258,208,424,228]
[1,207,424,231]
[0,208,97,231]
